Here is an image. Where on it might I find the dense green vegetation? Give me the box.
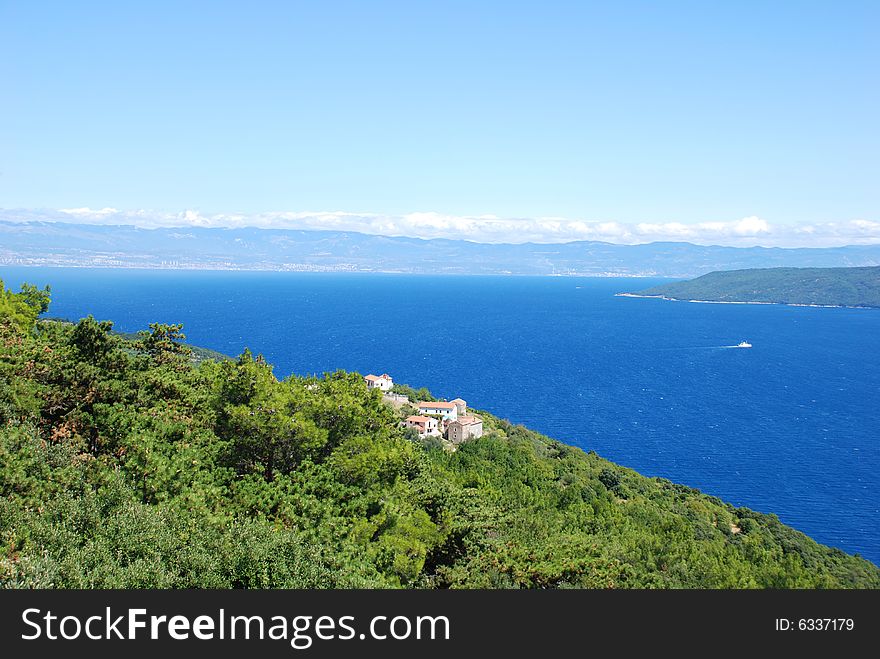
[391,383,436,402]
[634,266,880,307]
[1,280,878,588]
[113,328,231,365]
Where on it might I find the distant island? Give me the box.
[621,266,880,309]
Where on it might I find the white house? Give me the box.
[418,401,458,422]
[446,415,483,444]
[404,415,439,438]
[364,373,393,392]
[450,398,467,416]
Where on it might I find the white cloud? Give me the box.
[3,207,879,248]
[634,217,770,242]
[732,216,770,236]
[852,219,880,231]
[59,207,119,217]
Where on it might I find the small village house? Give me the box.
[450,398,467,416]
[404,415,439,438]
[364,373,393,392]
[418,401,458,422]
[446,415,483,444]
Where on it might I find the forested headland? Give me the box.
[2,280,878,588]
[630,266,880,308]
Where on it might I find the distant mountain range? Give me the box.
[2,220,880,277]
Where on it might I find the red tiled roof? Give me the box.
[450,398,466,404]
[418,401,456,410]
[457,415,482,425]
[406,415,433,424]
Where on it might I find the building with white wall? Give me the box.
[418,401,458,422]
[364,373,393,391]
[404,415,440,437]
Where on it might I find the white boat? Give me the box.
[735,341,752,348]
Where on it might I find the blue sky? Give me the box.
[1,1,878,245]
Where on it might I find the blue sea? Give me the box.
[3,267,879,565]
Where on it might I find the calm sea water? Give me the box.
[3,267,879,565]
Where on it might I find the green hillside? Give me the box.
[633,266,880,308]
[2,280,878,588]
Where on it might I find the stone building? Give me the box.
[446,415,483,444]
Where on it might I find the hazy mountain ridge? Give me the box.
[2,220,880,277]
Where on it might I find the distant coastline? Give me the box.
[615,292,878,310]
[0,262,659,277]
